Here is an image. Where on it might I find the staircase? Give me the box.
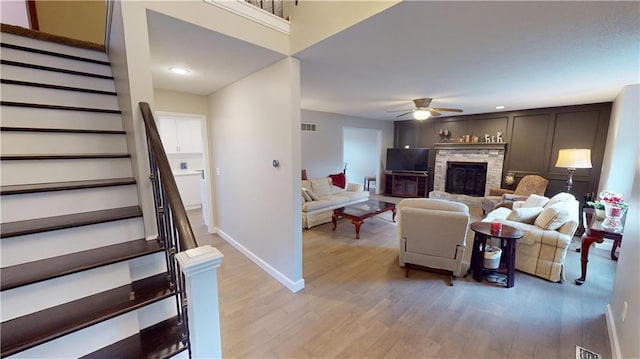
[0,26,188,358]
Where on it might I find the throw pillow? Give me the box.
[522,194,550,208]
[506,207,544,224]
[329,173,346,189]
[545,192,575,209]
[534,207,569,230]
[310,178,332,197]
[301,188,312,202]
[303,187,320,201]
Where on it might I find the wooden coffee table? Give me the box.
[332,200,396,239]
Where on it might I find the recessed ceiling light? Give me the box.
[169,67,191,75]
[496,105,505,110]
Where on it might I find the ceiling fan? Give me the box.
[387,98,463,120]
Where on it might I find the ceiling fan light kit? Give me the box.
[388,97,463,120]
[413,109,430,120]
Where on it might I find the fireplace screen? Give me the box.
[445,162,488,197]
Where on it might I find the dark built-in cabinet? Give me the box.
[391,102,612,202]
[384,173,429,197]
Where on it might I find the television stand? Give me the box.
[384,172,429,198]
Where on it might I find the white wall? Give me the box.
[301,110,393,182]
[209,58,303,292]
[154,89,208,115]
[1,1,29,28]
[603,84,640,359]
[344,127,380,191]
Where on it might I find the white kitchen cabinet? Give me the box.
[174,171,202,209]
[157,115,203,153]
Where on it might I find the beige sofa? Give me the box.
[483,192,579,282]
[301,177,369,229]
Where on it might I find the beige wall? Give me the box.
[153,89,208,116]
[604,84,640,359]
[36,0,105,44]
[209,57,303,291]
[285,0,399,54]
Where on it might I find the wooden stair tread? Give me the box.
[1,23,106,52]
[81,317,187,359]
[0,42,110,65]
[0,59,113,79]
[1,274,174,357]
[0,205,142,239]
[1,238,163,290]
[0,126,125,135]
[1,79,117,96]
[0,101,121,114]
[1,153,130,160]
[1,178,136,195]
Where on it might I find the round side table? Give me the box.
[467,222,523,288]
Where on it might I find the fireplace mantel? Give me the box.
[434,143,507,151]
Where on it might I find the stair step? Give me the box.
[0,206,142,238]
[0,126,125,135]
[0,106,122,131]
[1,273,174,358]
[1,130,127,156]
[0,79,116,96]
[1,177,136,195]
[1,153,130,160]
[1,59,113,79]
[1,101,121,114]
[1,238,163,291]
[0,63,116,93]
[0,43,110,66]
[81,316,187,359]
[1,24,106,57]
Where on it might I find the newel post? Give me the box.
[175,245,224,358]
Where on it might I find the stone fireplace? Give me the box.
[432,143,506,198]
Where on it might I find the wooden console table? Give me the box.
[384,173,429,198]
[575,208,625,285]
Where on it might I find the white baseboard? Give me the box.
[605,304,621,359]
[215,227,305,293]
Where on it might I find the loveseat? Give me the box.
[483,192,579,282]
[301,176,369,229]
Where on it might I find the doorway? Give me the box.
[343,127,382,193]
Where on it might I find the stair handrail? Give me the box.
[139,101,197,250]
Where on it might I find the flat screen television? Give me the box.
[386,148,430,173]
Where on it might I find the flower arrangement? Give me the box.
[587,191,629,210]
[599,191,629,210]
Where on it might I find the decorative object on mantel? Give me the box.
[504,172,516,187]
[438,128,451,142]
[555,148,592,192]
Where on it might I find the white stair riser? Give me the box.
[130,252,168,282]
[1,262,131,322]
[1,132,127,155]
[1,64,116,92]
[1,185,139,222]
[1,157,133,185]
[6,312,140,359]
[1,83,119,110]
[1,33,109,62]
[1,218,145,267]
[137,297,178,330]
[0,106,123,131]
[1,47,112,77]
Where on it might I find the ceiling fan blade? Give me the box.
[413,98,432,108]
[395,111,413,117]
[428,109,442,117]
[386,108,413,113]
[431,107,463,113]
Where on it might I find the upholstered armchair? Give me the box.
[482,175,548,214]
[398,198,470,285]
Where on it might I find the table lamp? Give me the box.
[555,149,592,192]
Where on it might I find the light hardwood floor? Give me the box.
[189,195,615,359]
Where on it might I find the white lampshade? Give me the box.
[413,109,430,120]
[555,149,592,169]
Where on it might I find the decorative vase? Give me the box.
[595,208,606,219]
[601,203,626,232]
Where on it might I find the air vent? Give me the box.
[301,123,316,132]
